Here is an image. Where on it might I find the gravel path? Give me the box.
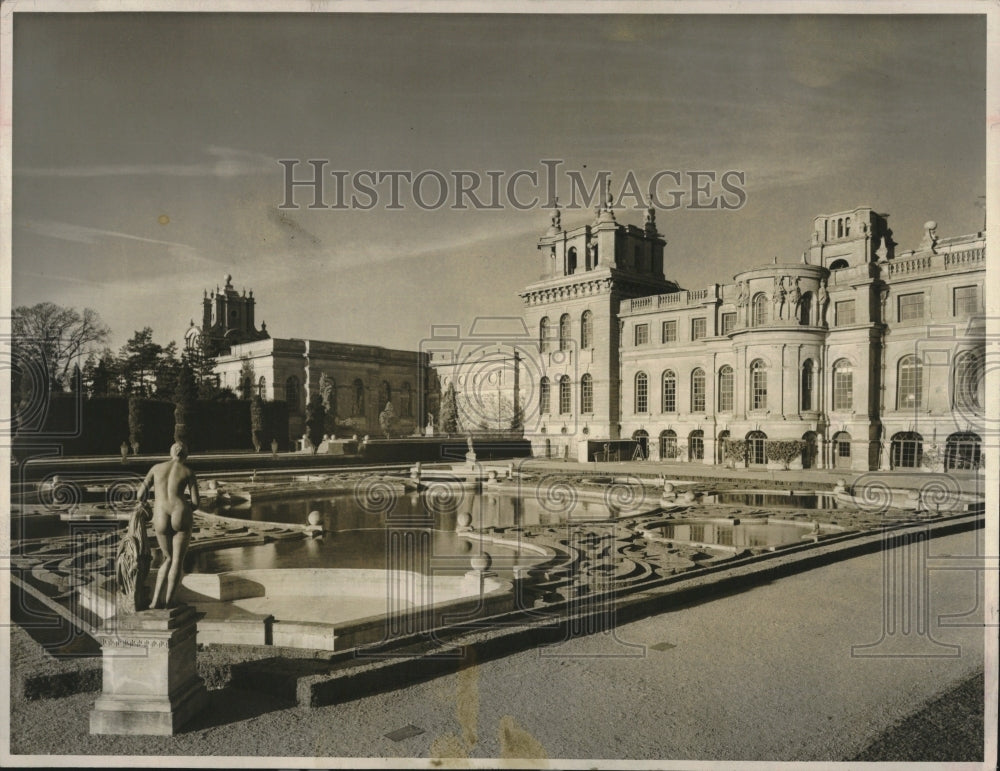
[8,529,988,764]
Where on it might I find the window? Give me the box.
[750,359,767,410]
[829,259,849,270]
[580,374,593,413]
[580,310,593,349]
[353,378,365,416]
[539,317,550,353]
[689,430,704,461]
[954,350,983,414]
[721,312,737,335]
[567,247,577,274]
[400,382,412,417]
[833,431,852,468]
[559,314,571,351]
[747,430,767,465]
[661,320,677,343]
[891,431,923,469]
[559,375,571,415]
[800,359,813,411]
[832,359,853,411]
[539,377,550,414]
[661,370,676,412]
[257,376,267,399]
[898,292,924,322]
[691,317,707,340]
[635,372,648,413]
[718,366,734,412]
[953,285,979,316]
[285,376,300,412]
[659,429,678,459]
[945,432,982,470]
[634,323,649,346]
[798,292,812,325]
[690,368,706,412]
[835,300,855,326]
[752,293,768,326]
[897,355,923,409]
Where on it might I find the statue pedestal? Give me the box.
[89,605,207,736]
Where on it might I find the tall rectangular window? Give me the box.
[661,320,677,343]
[721,312,736,335]
[898,292,925,322]
[953,285,979,316]
[634,323,649,346]
[691,317,706,340]
[835,300,855,326]
[718,367,734,412]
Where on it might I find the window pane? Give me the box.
[898,293,924,322]
[953,286,979,316]
[580,374,593,413]
[662,371,676,412]
[691,368,706,412]
[718,367,734,412]
[721,312,736,335]
[662,320,677,343]
[635,324,649,346]
[635,372,648,413]
[691,317,706,340]
[833,363,852,411]
[835,300,855,326]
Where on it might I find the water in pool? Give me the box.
[651,519,816,549]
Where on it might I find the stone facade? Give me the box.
[437,204,986,471]
[213,337,429,440]
[184,273,270,357]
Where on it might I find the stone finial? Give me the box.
[920,220,939,253]
[224,273,233,288]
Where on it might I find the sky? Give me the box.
[10,11,987,353]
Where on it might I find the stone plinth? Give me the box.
[89,605,207,736]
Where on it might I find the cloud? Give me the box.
[14,146,275,179]
[18,218,208,263]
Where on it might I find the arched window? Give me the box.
[832,359,853,411]
[632,430,649,460]
[592,243,598,267]
[400,382,413,417]
[717,430,731,465]
[353,378,365,416]
[832,431,852,469]
[580,310,593,350]
[689,430,704,461]
[750,359,767,410]
[752,293,768,326]
[659,429,678,460]
[829,259,849,270]
[567,247,577,274]
[690,368,706,412]
[580,374,593,413]
[539,377,550,414]
[945,432,982,470]
[799,291,812,325]
[953,350,983,414]
[661,369,676,412]
[717,366,734,412]
[285,376,300,413]
[800,359,814,411]
[635,371,648,413]
[897,354,923,409]
[539,317,550,353]
[746,430,767,465]
[837,218,843,238]
[559,375,571,415]
[891,431,923,469]
[257,376,266,399]
[559,314,571,352]
[844,216,851,237]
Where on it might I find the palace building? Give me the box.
[437,199,986,471]
[185,274,430,441]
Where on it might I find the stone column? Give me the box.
[90,605,207,736]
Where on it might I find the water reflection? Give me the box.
[653,520,813,548]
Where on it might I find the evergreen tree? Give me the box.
[440,382,460,435]
[379,400,395,439]
[173,361,196,445]
[250,394,265,452]
[128,396,143,455]
[305,393,326,453]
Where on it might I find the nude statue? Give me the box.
[136,442,200,609]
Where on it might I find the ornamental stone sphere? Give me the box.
[663,483,675,494]
[470,552,492,572]
[457,511,473,530]
[924,220,937,231]
[308,510,322,526]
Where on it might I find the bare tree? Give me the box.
[13,302,110,391]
